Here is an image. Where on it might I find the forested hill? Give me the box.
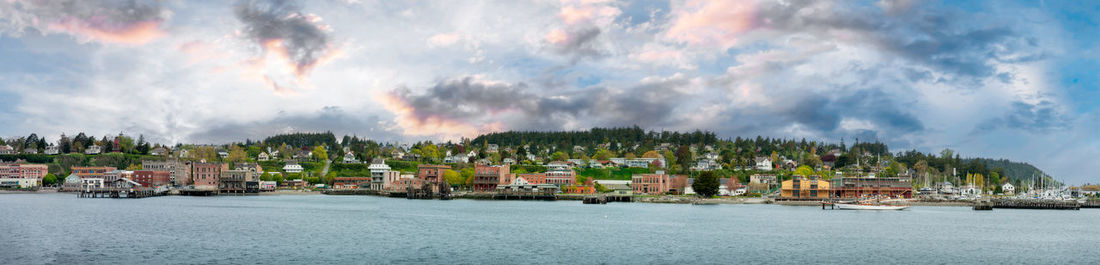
[471,127,1053,185]
[472,127,719,148]
[967,158,1052,184]
[263,132,338,149]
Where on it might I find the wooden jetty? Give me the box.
[972,199,993,210]
[492,190,556,201]
[991,199,1079,210]
[79,187,157,198]
[583,196,607,204]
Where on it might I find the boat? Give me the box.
[833,198,911,210]
[834,203,909,210]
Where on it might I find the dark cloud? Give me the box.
[552,26,606,63]
[752,0,1042,79]
[188,106,402,144]
[390,75,693,132]
[976,100,1071,133]
[0,0,167,43]
[234,0,331,75]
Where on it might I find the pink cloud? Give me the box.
[665,0,759,49]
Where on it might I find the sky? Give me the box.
[0,0,1098,183]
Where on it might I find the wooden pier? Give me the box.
[78,187,158,198]
[991,199,1080,210]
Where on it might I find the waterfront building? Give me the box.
[192,162,226,190]
[131,170,171,187]
[103,170,133,183]
[472,164,511,192]
[61,174,83,191]
[285,179,308,189]
[71,166,118,179]
[219,169,254,193]
[260,181,277,191]
[0,163,48,186]
[632,171,670,194]
[780,176,830,199]
[81,178,105,189]
[595,180,633,195]
[334,177,371,189]
[142,160,192,186]
[497,176,559,193]
[386,176,424,192]
[417,164,450,185]
[829,177,913,199]
[368,159,393,190]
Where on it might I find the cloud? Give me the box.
[234,0,338,92]
[187,106,403,144]
[545,0,622,62]
[379,73,700,139]
[0,0,168,44]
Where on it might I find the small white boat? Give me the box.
[835,203,909,210]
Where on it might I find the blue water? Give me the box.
[1,193,1098,264]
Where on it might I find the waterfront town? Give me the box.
[2,130,1097,209]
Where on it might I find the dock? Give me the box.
[990,199,1080,210]
[78,187,159,198]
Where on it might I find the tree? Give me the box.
[260,172,273,181]
[42,173,58,186]
[550,151,569,161]
[227,145,248,164]
[593,149,613,160]
[444,169,463,186]
[793,165,814,177]
[313,145,328,161]
[675,146,693,172]
[641,150,660,158]
[692,171,720,198]
[624,152,637,159]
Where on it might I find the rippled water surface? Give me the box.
[1,193,1098,264]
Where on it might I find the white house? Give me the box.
[342,152,359,163]
[502,158,516,165]
[754,157,772,171]
[84,145,102,155]
[283,163,303,173]
[0,145,13,155]
[44,145,59,155]
[1002,183,1015,195]
[258,152,270,161]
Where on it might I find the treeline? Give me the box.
[2,132,160,155]
[473,126,719,150]
[263,132,338,150]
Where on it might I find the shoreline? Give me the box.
[0,191,995,207]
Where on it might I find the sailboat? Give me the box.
[834,198,911,210]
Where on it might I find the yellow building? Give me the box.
[781,176,830,199]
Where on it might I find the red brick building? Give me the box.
[472,164,511,192]
[191,162,226,190]
[131,170,171,187]
[334,177,372,189]
[71,166,117,179]
[417,164,450,184]
[632,172,670,194]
